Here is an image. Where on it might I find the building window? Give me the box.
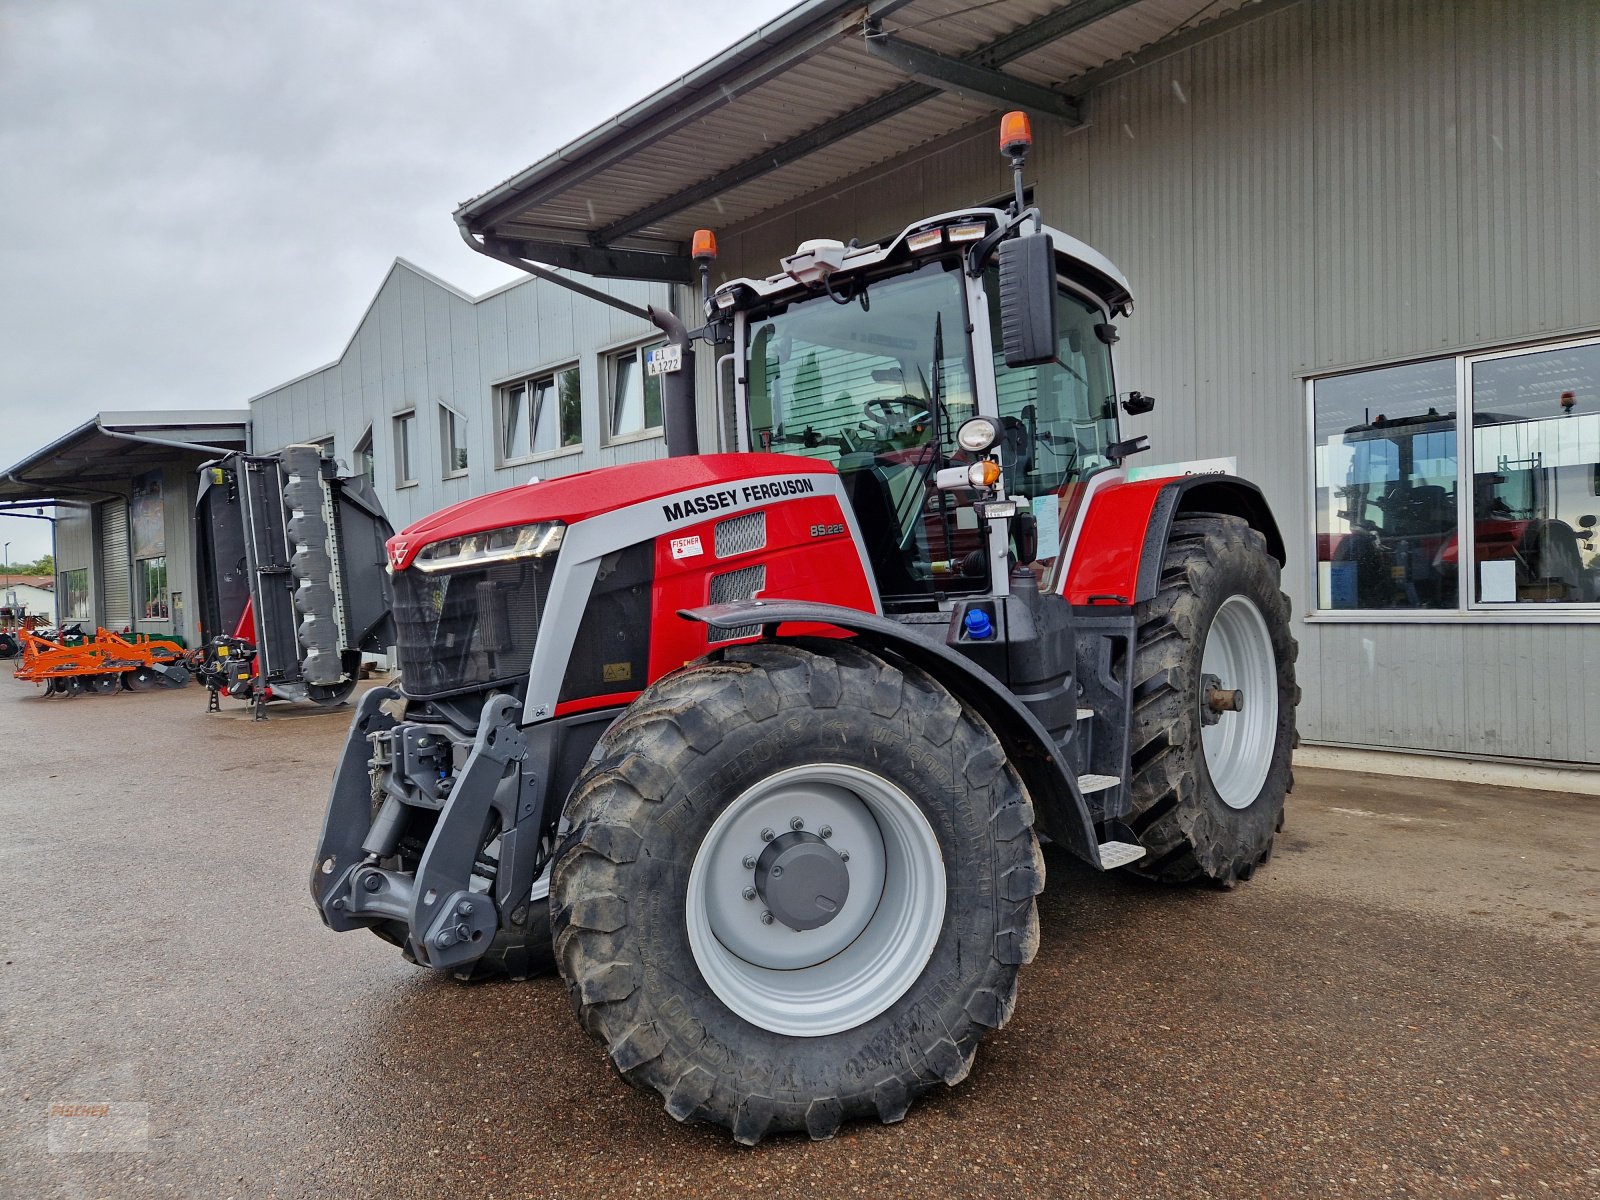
[499,366,582,463]
[1311,336,1600,614]
[608,341,666,439]
[439,404,468,475]
[394,411,416,485]
[59,568,89,620]
[354,426,375,487]
[137,556,169,621]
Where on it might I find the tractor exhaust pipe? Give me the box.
[646,305,698,458]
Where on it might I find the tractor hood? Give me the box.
[387,453,838,570]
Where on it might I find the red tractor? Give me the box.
[312,115,1296,1143]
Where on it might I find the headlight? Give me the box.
[413,521,565,573]
[956,416,1002,453]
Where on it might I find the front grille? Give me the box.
[708,564,766,642]
[392,557,551,696]
[715,511,767,557]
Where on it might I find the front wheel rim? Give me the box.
[1199,595,1279,810]
[685,763,946,1038]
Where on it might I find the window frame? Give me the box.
[495,362,584,467]
[136,555,169,622]
[393,410,417,488]
[604,338,669,446]
[438,403,469,478]
[353,425,375,487]
[1305,331,1600,624]
[59,568,89,620]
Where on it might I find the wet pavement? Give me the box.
[1,671,1595,1198]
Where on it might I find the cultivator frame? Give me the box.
[13,627,193,697]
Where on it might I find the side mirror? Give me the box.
[997,232,1058,368]
[1121,391,1156,416]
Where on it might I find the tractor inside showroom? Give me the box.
[311,114,1297,1144]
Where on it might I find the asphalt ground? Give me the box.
[0,670,1595,1199]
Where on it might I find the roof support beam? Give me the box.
[595,0,1141,245]
[863,28,1080,121]
[463,0,925,233]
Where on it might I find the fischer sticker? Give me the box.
[670,535,704,560]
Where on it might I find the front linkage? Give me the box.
[311,689,565,972]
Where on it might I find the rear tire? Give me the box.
[1124,515,1297,886]
[551,640,1042,1143]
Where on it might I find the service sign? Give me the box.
[646,344,683,376]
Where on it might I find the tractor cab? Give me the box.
[716,206,1134,610]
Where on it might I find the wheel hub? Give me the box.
[754,831,850,930]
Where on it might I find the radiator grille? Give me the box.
[715,511,767,557]
[707,564,766,642]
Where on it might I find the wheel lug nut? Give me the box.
[742,855,757,869]
[790,817,804,831]
[819,825,832,839]
[840,850,850,862]
[742,887,757,901]
[760,910,774,925]
[760,828,775,842]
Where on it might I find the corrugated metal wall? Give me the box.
[717,0,1600,763]
[248,262,684,535]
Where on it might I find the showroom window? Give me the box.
[439,404,469,475]
[608,341,666,440]
[499,366,582,463]
[394,411,417,486]
[1311,336,1600,614]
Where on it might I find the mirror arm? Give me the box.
[967,206,1039,277]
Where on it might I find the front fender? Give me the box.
[680,600,1104,869]
[1066,474,1285,607]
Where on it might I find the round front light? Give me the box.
[956,416,1002,453]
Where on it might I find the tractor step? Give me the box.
[1096,840,1147,869]
[1076,773,1120,794]
[1076,707,1094,721]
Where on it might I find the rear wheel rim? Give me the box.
[1199,595,1278,810]
[684,763,945,1037]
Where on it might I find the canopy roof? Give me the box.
[455,0,1262,281]
[0,411,248,505]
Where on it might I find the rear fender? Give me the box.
[680,600,1104,868]
[1065,475,1284,607]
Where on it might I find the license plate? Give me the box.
[646,344,682,376]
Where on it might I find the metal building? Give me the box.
[0,412,249,646]
[451,0,1600,766]
[247,259,684,536]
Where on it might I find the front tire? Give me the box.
[551,640,1042,1143]
[1125,515,1297,886]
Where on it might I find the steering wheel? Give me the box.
[862,395,932,432]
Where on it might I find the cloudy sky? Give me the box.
[0,0,794,562]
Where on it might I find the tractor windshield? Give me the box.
[743,261,985,601]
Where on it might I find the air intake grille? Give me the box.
[715,511,767,557]
[707,564,766,642]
